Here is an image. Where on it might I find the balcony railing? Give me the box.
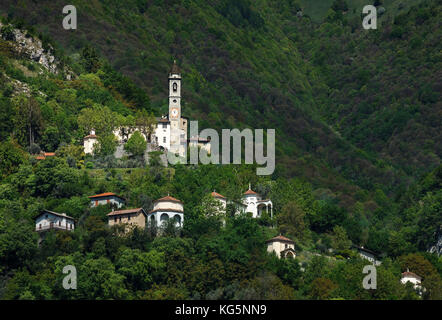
[35,224,74,232]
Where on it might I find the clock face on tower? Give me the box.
[170,107,179,119]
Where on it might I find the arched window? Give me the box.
[160,213,169,224]
[174,215,181,226]
[173,83,177,92]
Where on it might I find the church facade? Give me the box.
[83,61,188,157]
[211,184,273,219]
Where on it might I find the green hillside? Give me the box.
[299,0,428,22]
[0,0,440,300]
[1,0,440,199]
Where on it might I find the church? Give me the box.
[211,184,273,218]
[84,61,189,157]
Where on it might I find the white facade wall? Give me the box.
[90,196,124,208]
[84,137,97,155]
[243,194,261,218]
[154,122,171,151]
[35,213,75,231]
[148,199,184,228]
[401,276,422,290]
[267,241,295,258]
[148,210,184,228]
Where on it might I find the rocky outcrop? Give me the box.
[0,22,74,79]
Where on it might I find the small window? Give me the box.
[119,217,122,222]
[59,221,61,226]
[39,224,42,229]
[163,137,166,143]
[285,244,288,249]
[128,215,131,221]
[173,83,177,92]
[114,217,117,222]
[162,123,167,129]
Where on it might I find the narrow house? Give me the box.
[107,208,147,231]
[34,210,75,232]
[89,192,125,208]
[266,235,296,259]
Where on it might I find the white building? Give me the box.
[354,246,382,266]
[83,130,98,155]
[148,195,184,228]
[89,192,125,208]
[34,210,75,232]
[401,270,422,291]
[83,61,190,158]
[266,235,296,259]
[242,184,273,218]
[210,186,272,218]
[211,191,227,211]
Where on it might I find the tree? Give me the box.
[422,273,442,300]
[77,257,129,299]
[331,0,348,12]
[135,110,156,142]
[12,96,43,147]
[309,278,337,300]
[124,131,147,157]
[330,225,352,252]
[40,126,61,152]
[95,134,118,157]
[77,105,121,136]
[116,248,166,291]
[81,45,101,73]
[277,201,306,240]
[0,139,26,178]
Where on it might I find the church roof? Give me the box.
[155,195,183,203]
[266,235,295,244]
[244,189,258,195]
[211,191,226,199]
[402,271,422,280]
[170,60,181,74]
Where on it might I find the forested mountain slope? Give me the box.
[1,0,439,201]
[0,0,441,300]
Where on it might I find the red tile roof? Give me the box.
[89,192,125,200]
[155,195,183,203]
[107,208,146,217]
[44,152,55,157]
[244,189,258,195]
[211,191,226,199]
[84,134,98,139]
[35,156,45,160]
[266,235,295,244]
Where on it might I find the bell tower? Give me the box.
[169,60,181,126]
